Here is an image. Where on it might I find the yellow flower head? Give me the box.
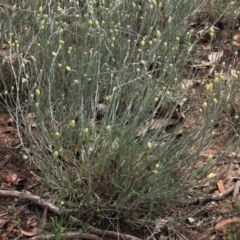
[206,83,213,91]
[53,151,59,158]
[207,173,216,179]
[202,102,207,107]
[22,78,27,83]
[89,147,93,152]
[12,5,17,11]
[207,154,213,161]
[59,40,64,45]
[231,152,236,157]
[55,132,61,137]
[70,120,76,127]
[167,16,172,24]
[35,89,41,96]
[147,142,152,149]
[156,30,161,37]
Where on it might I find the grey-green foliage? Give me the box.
[0,0,238,226]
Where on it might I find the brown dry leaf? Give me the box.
[131,211,140,220]
[1,172,19,184]
[6,222,15,233]
[196,24,209,37]
[0,6,4,17]
[0,127,14,134]
[0,218,9,228]
[208,51,224,64]
[215,217,240,229]
[64,150,78,168]
[231,69,240,75]
[27,112,37,128]
[136,118,178,137]
[96,103,107,115]
[233,34,240,44]
[0,42,17,66]
[232,40,240,47]
[233,181,240,199]
[20,228,38,237]
[217,180,225,193]
[187,217,195,224]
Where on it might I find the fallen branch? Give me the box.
[69,216,142,240]
[180,185,235,206]
[26,232,100,240]
[0,190,59,214]
[0,190,142,240]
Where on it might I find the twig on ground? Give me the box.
[39,206,47,234]
[69,216,142,240]
[0,190,59,214]
[180,185,235,206]
[26,232,101,240]
[233,180,240,199]
[0,190,142,240]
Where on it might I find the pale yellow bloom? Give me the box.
[53,151,59,158]
[70,120,75,127]
[147,142,152,149]
[156,30,161,37]
[207,173,216,179]
[66,66,71,71]
[35,89,41,96]
[207,155,213,161]
[55,132,61,137]
[202,102,207,107]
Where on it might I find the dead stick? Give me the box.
[0,190,142,240]
[233,181,240,199]
[0,190,59,214]
[27,232,101,240]
[69,216,142,240]
[180,185,235,206]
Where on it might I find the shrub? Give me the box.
[1,0,239,230]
